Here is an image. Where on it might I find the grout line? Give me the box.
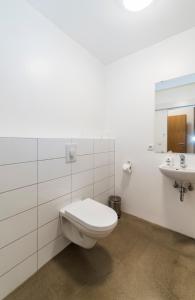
[0,229,37,250]
[0,177,114,220]
[94,174,115,185]
[93,139,95,199]
[38,153,95,161]
[36,138,39,270]
[0,137,59,139]
[76,153,94,156]
[0,205,38,223]
[0,137,37,139]
[37,174,71,185]
[38,234,63,252]
[0,181,115,239]
[0,164,114,197]
[0,192,72,223]
[0,151,114,167]
[0,251,37,278]
[72,183,94,195]
[71,181,94,193]
[71,163,114,175]
[93,150,115,155]
[0,136,115,140]
[38,191,71,206]
[38,192,71,206]
[71,168,94,176]
[70,138,73,203]
[38,156,65,162]
[94,162,115,170]
[0,183,38,196]
[38,240,71,272]
[94,186,115,198]
[0,160,37,167]
[114,140,116,196]
[38,216,59,230]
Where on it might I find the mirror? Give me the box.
[155,73,195,153]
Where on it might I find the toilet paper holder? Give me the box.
[122,161,132,174]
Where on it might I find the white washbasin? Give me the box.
[159,164,195,183]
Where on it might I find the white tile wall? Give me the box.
[94,139,110,153]
[72,155,93,174]
[38,194,71,227]
[38,236,70,269]
[108,151,115,165]
[0,231,37,276]
[94,152,110,168]
[0,208,37,248]
[0,254,37,300]
[108,139,115,152]
[94,187,115,205]
[72,170,93,191]
[38,176,71,205]
[94,165,114,182]
[0,162,37,193]
[38,138,69,160]
[0,138,37,165]
[38,218,62,249]
[72,138,93,155]
[94,176,115,197]
[38,158,71,182]
[72,185,93,202]
[0,137,115,299]
[94,139,114,153]
[0,185,37,221]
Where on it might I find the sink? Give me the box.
[159,164,195,183]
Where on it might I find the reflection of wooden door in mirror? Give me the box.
[167,115,187,153]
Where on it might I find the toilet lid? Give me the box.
[63,198,118,232]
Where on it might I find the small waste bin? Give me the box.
[108,196,121,218]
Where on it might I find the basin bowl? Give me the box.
[159,164,195,183]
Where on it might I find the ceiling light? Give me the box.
[123,0,153,12]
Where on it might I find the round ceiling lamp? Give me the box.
[123,0,153,12]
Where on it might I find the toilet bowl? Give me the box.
[60,198,118,249]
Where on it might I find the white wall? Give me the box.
[2,0,195,243]
[0,0,105,138]
[105,27,195,238]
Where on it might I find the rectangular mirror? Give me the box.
[155,73,195,153]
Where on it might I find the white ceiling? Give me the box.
[27,0,195,64]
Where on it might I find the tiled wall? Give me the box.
[0,137,115,299]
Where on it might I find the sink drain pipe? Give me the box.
[173,181,193,202]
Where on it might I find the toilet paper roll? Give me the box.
[123,161,132,174]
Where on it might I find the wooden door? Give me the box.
[167,115,187,153]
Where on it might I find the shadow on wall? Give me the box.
[54,243,113,285]
[162,176,195,238]
[120,170,132,201]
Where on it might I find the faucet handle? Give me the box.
[179,153,186,168]
[179,154,185,160]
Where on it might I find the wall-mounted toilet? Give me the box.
[60,198,118,249]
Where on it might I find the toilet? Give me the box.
[60,198,118,249]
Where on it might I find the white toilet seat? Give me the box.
[60,198,118,232]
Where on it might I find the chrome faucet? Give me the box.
[179,154,186,168]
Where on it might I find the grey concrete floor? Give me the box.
[5,213,195,300]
